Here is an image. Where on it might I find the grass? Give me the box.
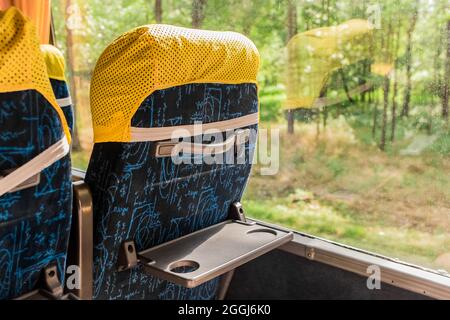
[244,197,449,270]
[243,104,450,272]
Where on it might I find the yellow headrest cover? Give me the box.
[90,24,260,143]
[40,44,66,81]
[0,7,71,142]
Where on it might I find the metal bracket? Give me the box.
[66,180,94,300]
[15,265,78,300]
[306,247,315,260]
[117,240,139,272]
[228,202,247,222]
[218,202,254,300]
[42,265,64,297]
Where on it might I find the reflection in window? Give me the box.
[53,0,450,274]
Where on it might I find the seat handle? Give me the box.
[153,129,250,158]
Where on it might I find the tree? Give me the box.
[372,97,378,139]
[443,20,449,122]
[380,76,390,150]
[65,0,81,151]
[401,1,419,117]
[155,0,162,23]
[286,0,298,134]
[380,19,393,151]
[192,0,207,28]
[390,21,401,142]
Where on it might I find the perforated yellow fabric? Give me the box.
[0,7,71,142]
[90,24,260,143]
[40,44,66,81]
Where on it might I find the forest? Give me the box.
[52,0,450,273]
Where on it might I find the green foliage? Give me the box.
[325,157,346,177]
[430,130,450,155]
[259,85,284,122]
[52,0,450,127]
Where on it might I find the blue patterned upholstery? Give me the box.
[85,83,258,300]
[0,90,72,299]
[50,79,74,134]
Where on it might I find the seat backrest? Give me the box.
[0,8,72,299]
[85,24,259,300]
[41,44,74,134]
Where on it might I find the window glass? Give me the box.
[53,0,450,273]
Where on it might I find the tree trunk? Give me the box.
[390,69,398,142]
[390,23,401,142]
[192,0,207,28]
[379,19,393,146]
[287,110,295,134]
[361,60,370,102]
[372,90,378,139]
[65,0,81,151]
[315,86,328,139]
[241,0,253,36]
[286,0,298,134]
[442,21,450,122]
[316,109,320,142]
[154,0,162,23]
[287,0,298,39]
[401,5,419,117]
[339,69,354,103]
[380,77,390,151]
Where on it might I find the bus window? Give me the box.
[52,0,450,274]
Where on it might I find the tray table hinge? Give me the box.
[42,265,64,298]
[15,265,78,300]
[228,202,247,222]
[117,240,139,272]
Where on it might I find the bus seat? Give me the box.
[85,24,260,300]
[41,44,75,134]
[0,8,72,299]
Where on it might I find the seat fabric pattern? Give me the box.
[85,83,258,300]
[0,90,72,300]
[50,79,74,134]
